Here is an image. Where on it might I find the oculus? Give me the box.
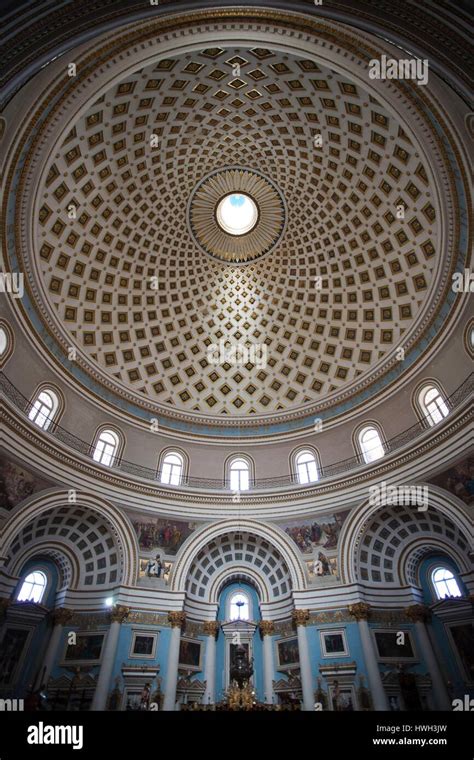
[188,167,286,264]
[216,193,258,236]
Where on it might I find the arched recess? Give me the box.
[339,485,473,585]
[11,543,77,592]
[171,519,307,599]
[0,488,139,589]
[218,574,262,617]
[185,535,290,605]
[215,568,268,606]
[401,541,468,588]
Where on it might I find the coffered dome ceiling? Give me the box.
[33,44,442,418]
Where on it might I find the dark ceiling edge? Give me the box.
[0,1,473,110]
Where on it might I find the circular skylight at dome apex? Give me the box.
[216,193,258,235]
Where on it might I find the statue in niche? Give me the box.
[315,552,331,576]
[145,558,155,577]
[140,683,151,710]
[155,555,163,578]
[107,677,122,711]
[230,644,254,688]
[145,555,163,578]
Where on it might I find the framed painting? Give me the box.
[373,629,416,661]
[62,632,105,665]
[178,638,202,671]
[320,629,349,657]
[0,627,32,685]
[129,630,158,660]
[276,637,300,669]
[446,622,474,683]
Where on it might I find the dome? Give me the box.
[7,29,463,433]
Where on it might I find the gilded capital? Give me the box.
[110,605,130,624]
[259,620,275,637]
[51,607,74,626]
[203,620,220,637]
[348,602,371,621]
[405,604,430,623]
[292,609,310,627]
[168,610,186,629]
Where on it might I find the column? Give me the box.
[42,608,74,686]
[203,621,219,705]
[90,605,129,711]
[292,609,314,711]
[349,603,389,710]
[406,604,451,710]
[259,620,275,704]
[163,611,186,711]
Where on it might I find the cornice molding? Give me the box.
[1,394,471,520]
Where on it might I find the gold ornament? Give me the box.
[292,609,310,627]
[225,683,255,711]
[168,610,186,629]
[405,604,430,623]
[203,621,220,637]
[50,608,74,626]
[348,602,371,621]
[110,605,130,624]
[259,620,275,636]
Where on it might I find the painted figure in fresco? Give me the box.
[0,462,36,509]
[145,559,156,577]
[132,517,194,555]
[430,457,474,505]
[283,512,349,554]
[320,521,339,548]
[311,522,322,544]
